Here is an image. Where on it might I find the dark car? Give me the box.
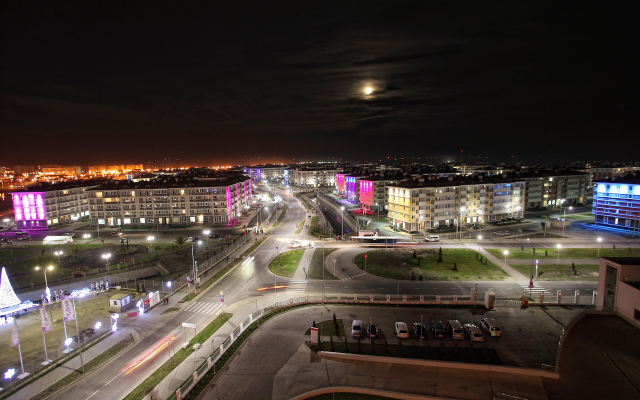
[429,320,446,339]
[413,323,427,339]
[366,322,378,338]
[209,233,218,239]
[110,231,122,236]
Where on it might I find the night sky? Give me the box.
[2,1,639,166]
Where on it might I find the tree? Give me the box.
[70,245,81,257]
[175,236,185,248]
[438,247,443,262]
[453,262,458,271]
[545,250,548,256]
[154,245,160,256]
[541,221,547,236]
[412,250,417,259]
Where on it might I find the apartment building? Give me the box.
[521,171,590,208]
[288,167,341,188]
[592,175,640,232]
[387,175,526,232]
[591,166,630,181]
[12,180,99,229]
[87,175,252,227]
[358,174,403,213]
[245,165,288,184]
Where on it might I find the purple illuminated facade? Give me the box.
[346,176,358,202]
[12,192,47,229]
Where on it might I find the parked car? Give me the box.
[429,320,446,339]
[395,322,410,339]
[479,318,501,337]
[15,231,28,236]
[209,233,218,239]
[366,322,378,338]
[110,231,122,236]
[446,320,465,340]
[351,320,363,338]
[63,232,75,237]
[18,236,30,241]
[186,237,194,242]
[425,235,440,242]
[194,236,202,242]
[413,323,427,339]
[463,324,484,342]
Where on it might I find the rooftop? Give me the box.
[601,257,640,265]
[388,174,527,189]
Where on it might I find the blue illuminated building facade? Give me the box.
[592,176,640,232]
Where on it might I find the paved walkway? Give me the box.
[476,245,529,283]
[292,247,314,280]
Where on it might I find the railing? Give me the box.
[494,393,529,400]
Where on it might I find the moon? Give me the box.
[365,87,373,95]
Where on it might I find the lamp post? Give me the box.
[83,234,90,249]
[341,206,345,238]
[102,254,111,272]
[562,206,572,239]
[375,202,380,222]
[54,251,63,264]
[556,244,561,266]
[35,266,54,321]
[597,237,602,258]
[503,250,508,268]
[147,236,154,254]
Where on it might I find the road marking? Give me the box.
[452,288,458,290]
[343,286,349,288]
[86,390,99,399]
[105,371,124,385]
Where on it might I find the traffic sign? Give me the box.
[364,254,368,258]
[220,294,224,303]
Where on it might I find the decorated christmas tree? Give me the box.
[0,267,21,309]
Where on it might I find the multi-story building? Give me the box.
[87,175,252,227]
[521,171,590,208]
[358,174,402,213]
[335,173,345,194]
[591,166,630,181]
[288,167,341,189]
[387,175,526,232]
[245,165,288,184]
[592,175,640,232]
[11,181,99,229]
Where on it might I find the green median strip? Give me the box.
[30,334,135,400]
[182,237,267,302]
[268,249,305,278]
[123,313,232,400]
[294,218,306,234]
[275,203,288,226]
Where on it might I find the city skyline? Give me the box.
[2,1,638,166]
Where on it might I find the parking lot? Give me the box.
[332,304,574,369]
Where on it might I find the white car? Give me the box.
[395,322,410,339]
[351,320,363,338]
[463,324,485,342]
[63,233,75,237]
[186,237,194,242]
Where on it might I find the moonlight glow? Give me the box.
[364,87,373,95]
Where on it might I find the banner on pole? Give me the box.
[310,327,318,344]
[11,319,19,347]
[39,304,52,332]
[61,295,76,322]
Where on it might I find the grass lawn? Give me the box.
[371,217,389,223]
[512,264,599,281]
[564,213,594,220]
[123,313,232,400]
[162,307,181,314]
[294,218,306,234]
[275,204,288,226]
[486,247,640,259]
[310,339,500,365]
[513,233,566,239]
[354,249,511,281]
[304,319,346,337]
[268,249,305,278]
[308,248,339,280]
[30,334,135,400]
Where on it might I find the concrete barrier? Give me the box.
[319,351,559,379]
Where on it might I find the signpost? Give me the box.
[220,291,224,303]
[364,254,368,272]
[310,327,318,345]
[182,322,197,348]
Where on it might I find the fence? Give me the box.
[167,292,485,400]
[494,290,598,308]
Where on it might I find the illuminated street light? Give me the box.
[54,251,63,264]
[503,250,508,268]
[557,244,561,266]
[95,321,102,330]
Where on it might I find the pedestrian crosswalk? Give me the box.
[271,233,289,238]
[183,301,223,315]
[285,280,307,294]
[519,282,551,295]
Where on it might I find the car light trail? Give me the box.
[257,285,287,291]
[120,334,175,374]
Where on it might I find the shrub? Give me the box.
[453,263,458,271]
[613,244,616,250]
[545,250,548,256]
[521,246,523,251]
[533,247,535,253]
[413,250,417,259]
[330,336,334,351]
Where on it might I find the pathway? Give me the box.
[475,245,529,283]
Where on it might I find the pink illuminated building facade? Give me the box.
[12,192,47,229]
[335,174,345,193]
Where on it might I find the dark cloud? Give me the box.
[1,1,639,166]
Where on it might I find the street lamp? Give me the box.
[597,237,602,258]
[503,250,508,268]
[147,236,154,253]
[54,251,63,264]
[341,206,345,238]
[102,254,111,270]
[556,244,561,266]
[478,235,482,240]
[83,234,91,249]
[35,266,54,321]
[562,206,572,238]
[375,202,380,222]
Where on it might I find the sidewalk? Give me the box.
[507,258,599,265]
[476,245,529,283]
[292,247,314,280]
[7,329,134,400]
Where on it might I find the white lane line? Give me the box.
[105,371,124,385]
[86,390,99,399]
[325,286,331,288]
